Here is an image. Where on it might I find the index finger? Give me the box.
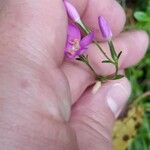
[68,0,126,40]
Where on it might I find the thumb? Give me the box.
[70,78,131,150]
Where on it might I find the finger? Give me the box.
[68,0,126,39]
[61,60,95,104]
[70,78,131,150]
[87,30,149,75]
[62,30,149,103]
[0,0,67,66]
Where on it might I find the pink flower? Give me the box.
[65,24,94,59]
[64,0,80,22]
[98,16,112,40]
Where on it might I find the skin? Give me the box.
[0,0,149,150]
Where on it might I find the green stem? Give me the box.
[77,20,121,81]
[78,20,113,62]
[77,55,97,76]
[114,63,119,77]
[77,20,90,34]
[93,40,113,62]
[85,61,97,76]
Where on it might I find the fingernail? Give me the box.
[106,79,131,118]
[92,81,102,94]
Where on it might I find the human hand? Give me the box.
[0,0,148,150]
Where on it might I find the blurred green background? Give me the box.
[114,0,150,150]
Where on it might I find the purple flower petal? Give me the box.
[64,24,93,59]
[80,32,94,48]
[65,24,81,59]
[76,48,88,56]
[65,51,77,59]
[67,24,81,42]
[65,42,72,53]
[64,0,80,22]
[98,16,112,40]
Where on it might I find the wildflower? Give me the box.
[65,24,94,59]
[64,0,80,22]
[98,16,113,40]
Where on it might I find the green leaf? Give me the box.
[85,55,89,60]
[113,74,124,80]
[76,57,83,61]
[102,60,112,63]
[134,11,150,22]
[117,51,123,59]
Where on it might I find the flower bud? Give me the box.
[64,0,80,22]
[98,16,112,40]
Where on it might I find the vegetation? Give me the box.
[113,0,150,150]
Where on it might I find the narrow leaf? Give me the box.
[102,60,112,63]
[85,55,89,60]
[76,57,83,61]
[113,74,124,80]
[117,51,123,59]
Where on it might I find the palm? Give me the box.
[0,0,148,150]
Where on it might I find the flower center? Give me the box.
[68,39,80,55]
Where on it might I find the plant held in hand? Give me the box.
[64,0,124,82]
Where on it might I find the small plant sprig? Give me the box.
[64,0,124,83]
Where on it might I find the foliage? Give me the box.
[114,0,150,150]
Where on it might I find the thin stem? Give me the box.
[77,20,121,81]
[93,40,113,62]
[77,55,97,76]
[85,61,97,76]
[96,75,112,82]
[114,63,119,77]
[77,20,90,34]
[77,20,113,62]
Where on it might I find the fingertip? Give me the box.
[105,77,131,118]
[70,77,131,149]
[120,30,149,67]
[80,0,126,40]
[111,1,126,37]
[136,30,149,51]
